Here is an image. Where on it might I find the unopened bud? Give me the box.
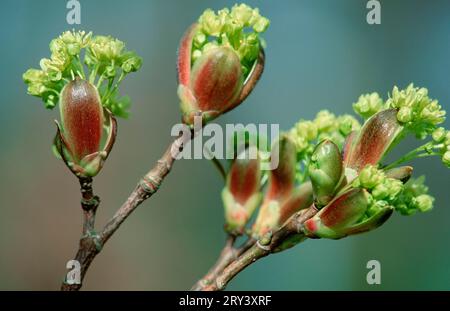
[308,140,343,208]
[222,146,262,234]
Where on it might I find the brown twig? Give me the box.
[201,205,319,291]
[61,129,194,291]
[100,129,188,244]
[61,177,100,291]
[191,235,255,291]
[78,177,99,235]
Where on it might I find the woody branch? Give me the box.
[61,128,195,291]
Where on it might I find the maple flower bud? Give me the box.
[371,178,403,201]
[222,146,262,234]
[356,165,385,189]
[432,127,446,143]
[60,78,103,162]
[393,176,435,215]
[414,194,434,212]
[308,140,343,208]
[290,111,360,158]
[23,30,141,178]
[54,78,117,177]
[303,188,393,239]
[344,108,403,174]
[353,92,384,119]
[397,106,412,123]
[190,46,243,114]
[252,135,313,238]
[177,5,268,125]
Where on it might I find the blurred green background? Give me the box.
[0,0,449,290]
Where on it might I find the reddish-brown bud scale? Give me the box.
[278,182,313,226]
[177,24,198,86]
[345,109,402,172]
[228,156,260,204]
[251,136,309,238]
[319,188,368,228]
[342,131,357,164]
[265,136,297,200]
[222,147,262,234]
[303,188,394,239]
[190,47,243,112]
[345,208,393,236]
[60,78,103,162]
[177,23,265,125]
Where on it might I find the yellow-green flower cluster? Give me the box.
[22,69,57,108]
[350,165,401,221]
[432,127,450,168]
[51,30,92,58]
[289,110,361,156]
[353,165,403,201]
[353,165,434,216]
[386,84,446,139]
[393,176,434,215]
[85,36,142,77]
[23,31,93,108]
[23,30,142,117]
[353,92,385,119]
[194,4,270,77]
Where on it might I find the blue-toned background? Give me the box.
[0,0,449,290]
